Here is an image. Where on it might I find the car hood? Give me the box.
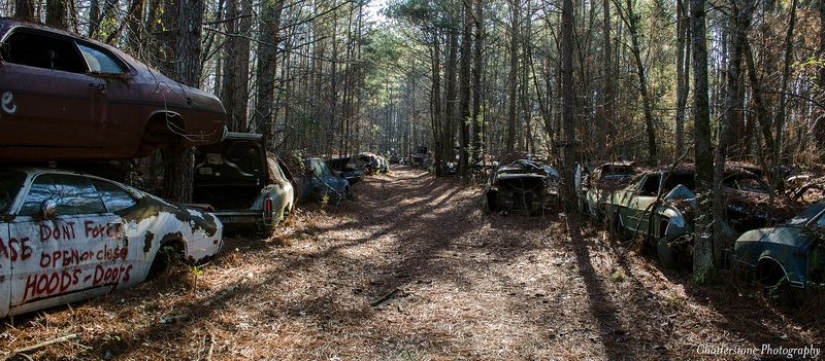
[736,226,816,250]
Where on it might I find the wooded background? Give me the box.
[2,0,825,277]
[2,0,823,174]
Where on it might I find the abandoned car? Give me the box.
[482,159,560,216]
[579,161,637,220]
[326,156,364,185]
[605,167,800,269]
[734,202,825,291]
[0,166,223,319]
[0,19,227,161]
[193,132,295,237]
[296,157,350,204]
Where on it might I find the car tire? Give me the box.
[148,241,183,280]
[657,236,692,271]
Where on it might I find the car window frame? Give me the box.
[18,173,108,217]
[0,27,88,73]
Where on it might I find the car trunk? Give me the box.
[193,184,261,210]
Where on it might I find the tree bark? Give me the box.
[690,0,715,283]
[468,0,484,165]
[459,0,472,179]
[14,0,35,21]
[562,0,579,229]
[505,0,520,155]
[675,0,690,158]
[46,0,67,29]
[254,0,287,146]
[162,0,204,203]
[617,0,657,165]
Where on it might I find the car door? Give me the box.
[630,174,662,235]
[7,173,125,317]
[0,169,27,317]
[0,222,10,318]
[0,27,106,148]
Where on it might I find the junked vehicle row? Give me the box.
[576,160,825,295]
[0,18,373,320]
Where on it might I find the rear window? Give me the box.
[0,29,86,73]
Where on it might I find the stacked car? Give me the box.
[0,19,228,318]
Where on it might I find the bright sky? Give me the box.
[365,0,390,25]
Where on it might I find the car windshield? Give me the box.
[0,170,27,214]
[787,202,825,226]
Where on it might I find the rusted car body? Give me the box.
[0,167,223,318]
[482,159,560,216]
[296,157,350,204]
[326,156,364,185]
[734,202,825,291]
[579,161,637,220]
[193,133,295,237]
[605,167,800,269]
[0,19,227,161]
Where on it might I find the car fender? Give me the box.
[757,251,806,288]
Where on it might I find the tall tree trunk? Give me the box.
[714,0,754,263]
[675,0,690,157]
[691,0,715,282]
[221,0,252,132]
[444,22,459,174]
[505,0,520,155]
[46,0,67,28]
[162,0,204,203]
[771,0,798,213]
[431,35,444,177]
[88,0,100,37]
[15,0,35,21]
[471,0,484,164]
[562,0,579,229]
[459,0,472,179]
[744,39,773,153]
[617,0,657,164]
[602,0,614,157]
[815,0,825,149]
[254,0,287,145]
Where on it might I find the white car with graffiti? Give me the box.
[0,167,223,318]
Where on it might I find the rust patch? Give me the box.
[144,231,154,253]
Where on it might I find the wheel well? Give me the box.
[148,238,186,279]
[143,112,186,146]
[756,258,787,285]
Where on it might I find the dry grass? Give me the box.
[1,167,823,360]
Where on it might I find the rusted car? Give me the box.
[296,157,350,204]
[0,19,227,161]
[482,159,560,216]
[0,166,223,319]
[605,167,800,269]
[579,161,637,220]
[326,156,364,185]
[734,202,825,292]
[193,133,295,237]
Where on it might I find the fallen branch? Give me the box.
[206,333,215,361]
[370,288,400,307]
[13,333,79,354]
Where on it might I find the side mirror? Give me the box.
[41,199,57,218]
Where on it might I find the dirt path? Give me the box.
[2,167,822,360]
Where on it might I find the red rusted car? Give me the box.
[0,19,227,161]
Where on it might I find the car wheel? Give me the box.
[657,236,692,271]
[610,211,628,240]
[756,259,799,306]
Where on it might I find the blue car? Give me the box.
[296,157,350,204]
[734,202,825,291]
